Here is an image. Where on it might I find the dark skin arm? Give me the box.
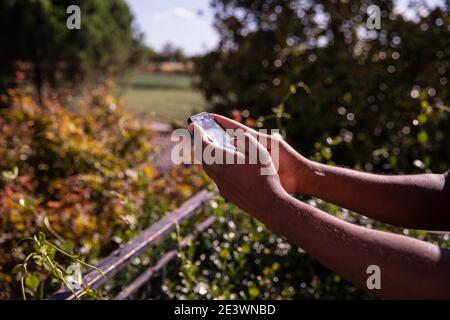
[212,114,450,231]
[301,164,450,231]
[193,116,450,299]
[269,194,450,299]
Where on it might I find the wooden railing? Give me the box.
[48,190,214,300]
[114,215,216,300]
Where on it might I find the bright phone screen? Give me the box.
[190,113,236,150]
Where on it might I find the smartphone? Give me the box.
[188,112,236,150]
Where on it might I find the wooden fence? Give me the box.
[48,190,214,300]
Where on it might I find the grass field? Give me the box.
[116,72,207,123]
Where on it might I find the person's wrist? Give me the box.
[295,158,321,196]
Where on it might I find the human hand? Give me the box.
[192,122,290,222]
[211,114,314,194]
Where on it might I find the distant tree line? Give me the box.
[146,43,187,63]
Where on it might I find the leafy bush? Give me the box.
[160,197,370,300]
[0,88,206,299]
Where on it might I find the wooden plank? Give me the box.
[48,190,214,300]
[113,216,216,300]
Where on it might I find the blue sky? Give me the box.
[125,0,218,56]
[125,0,445,56]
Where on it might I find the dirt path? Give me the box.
[148,121,177,174]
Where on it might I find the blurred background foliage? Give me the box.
[0,0,146,104]
[0,0,449,300]
[195,0,450,174]
[0,88,206,298]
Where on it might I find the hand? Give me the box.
[212,114,314,194]
[192,123,290,222]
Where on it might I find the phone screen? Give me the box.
[189,113,236,150]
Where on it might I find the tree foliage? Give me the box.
[147,43,187,63]
[0,0,146,101]
[195,0,450,173]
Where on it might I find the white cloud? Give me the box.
[172,6,195,20]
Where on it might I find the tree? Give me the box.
[0,0,146,103]
[161,43,186,62]
[145,43,186,63]
[195,0,450,174]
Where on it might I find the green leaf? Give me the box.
[389,156,398,167]
[417,114,427,124]
[47,245,56,259]
[289,84,297,94]
[37,232,46,243]
[420,100,429,108]
[248,286,260,298]
[241,243,250,254]
[219,248,230,259]
[343,92,352,103]
[19,197,33,209]
[25,274,40,291]
[417,131,428,144]
[321,147,333,161]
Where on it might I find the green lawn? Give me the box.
[116,72,207,123]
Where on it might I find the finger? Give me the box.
[243,132,271,165]
[193,122,240,165]
[211,113,259,134]
[245,132,270,155]
[233,130,254,155]
[192,122,214,154]
[212,113,274,148]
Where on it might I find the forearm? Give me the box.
[300,161,449,230]
[261,193,450,299]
